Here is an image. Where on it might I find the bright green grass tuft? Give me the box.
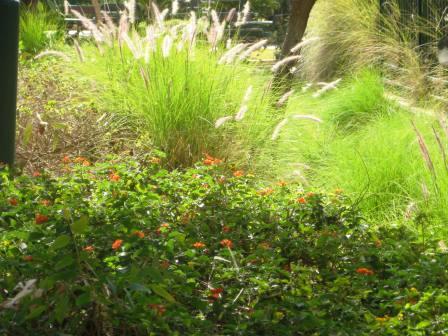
[258,69,448,233]
[325,69,392,132]
[19,3,62,55]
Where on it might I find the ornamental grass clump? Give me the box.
[72,1,274,167]
[19,2,62,55]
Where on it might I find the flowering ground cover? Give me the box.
[1,155,448,335]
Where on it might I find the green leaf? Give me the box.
[52,235,71,250]
[416,321,431,329]
[55,255,74,271]
[55,296,70,324]
[75,292,91,307]
[22,122,33,147]
[150,285,176,303]
[26,305,46,320]
[72,215,89,234]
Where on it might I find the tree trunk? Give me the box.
[90,0,102,25]
[273,0,317,92]
[281,0,317,57]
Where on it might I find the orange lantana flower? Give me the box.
[356,267,374,276]
[150,157,161,164]
[35,213,49,224]
[132,230,145,239]
[62,156,71,164]
[156,223,170,234]
[233,170,244,177]
[160,260,170,269]
[193,242,206,249]
[297,197,307,204]
[83,245,95,252]
[203,154,223,166]
[40,199,51,207]
[149,304,166,316]
[220,239,233,248]
[257,187,274,196]
[32,171,41,177]
[222,225,231,233]
[109,172,120,182]
[277,181,287,187]
[210,287,224,299]
[112,239,123,250]
[8,198,18,206]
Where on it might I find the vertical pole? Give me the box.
[0,0,20,167]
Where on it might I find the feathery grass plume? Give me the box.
[144,25,157,62]
[234,105,248,121]
[242,85,253,103]
[242,1,251,21]
[177,28,188,51]
[101,11,117,37]
[236,1,250,27]
[271,118,289,140]
[97,22,114,47]
[139,66,149,89]
[118,11,129,46]
[169,24,183,37]
[404,201,417,220]
[234,86,252,121]
[290,37,319,54]
[34,50,70,61]
[125,0,136,24]
[208,10,226,50]
[226,8,237,22]
[312,78,341,98]
[439,115,448,139]
[302,83,313,92]
[145,25,156,48]
[162,34,173,58]
[64,0,69,15]
[187,11,197,50]
[211,9,220,28]
[215,116,233,128]
[152,3,168,29]
[271,114,322,140]
[122,32,142,59]
[73,39,85,62]
[70,9,103,43]
[144,41,151,63]
[276,89,295,107]
[238,39,268,61]
[411,121,438,192]
[421,182,430,202]
[218,43,248,64]
[290,114,323,123]
[271,55,301,73]
[172,0,179,16]
[432,126,448,173]
[161,9,169,22]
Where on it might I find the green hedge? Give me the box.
[1,156,448,335]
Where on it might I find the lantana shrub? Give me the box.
[1,156,448,335]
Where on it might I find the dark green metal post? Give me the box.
[0,0,20,166]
